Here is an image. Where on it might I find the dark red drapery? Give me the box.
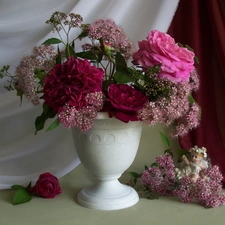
[168,0,225,185]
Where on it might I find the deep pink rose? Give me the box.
[43,57,104,113]
[30,172,62,198]
[132,30,195,82]
[106,84,148,122]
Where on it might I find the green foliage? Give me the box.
[188,94,195,104]
[65,43,77,58]
[42,38,62,45]
[35,103,56,134]
[129,172,142,186]
[46,119,60,132]
[76,51,98,61]
[160,131,170,148]
[56,46,62,64]
[150,162,158,167]
[114,52,131,83]
[11,182,32,205]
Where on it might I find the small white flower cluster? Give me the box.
[189,145,207,158]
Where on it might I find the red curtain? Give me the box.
[168,0,225,185]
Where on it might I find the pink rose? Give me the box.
[105,84,148,123]
[43,57,104,113]
[132,30,195,82]
[30,172,62,198]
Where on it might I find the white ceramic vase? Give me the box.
[71,112,143,210]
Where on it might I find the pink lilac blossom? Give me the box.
[170,102,200,137]
[173,165,225,207]
[46,11,83,32]
[16,45,57,105]
[138,82,191,132]
[172,176,194,203]
[189,69,200,91]
[139,153,225,208]
[138,68,200,137]
[141,153,176,196]
[58,105,98,131]
[58,92,103,131]
[88,19,135,59]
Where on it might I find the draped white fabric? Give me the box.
[0,0,179,189]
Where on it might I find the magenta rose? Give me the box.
[43,57,104,113]
[30,172,62,198]
[106,84,148,122]
[132,30,195,82]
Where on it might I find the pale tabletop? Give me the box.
[0,163,225,225]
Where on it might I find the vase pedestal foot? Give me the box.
[77,180,139,210]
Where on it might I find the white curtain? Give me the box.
[0,0,179,189]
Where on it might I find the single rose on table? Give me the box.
[132,30,195,82]
[30,172,62,198]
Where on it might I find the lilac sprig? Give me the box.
[128,133,225,208]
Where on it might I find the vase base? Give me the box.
[77,181,139,210]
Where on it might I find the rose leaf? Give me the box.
[46,119,60,132]
[13,189,32,205]
[42,38,62,45]
[159,131,170,148]
[114,71,132,83]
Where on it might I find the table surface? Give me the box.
[0,163,225,225]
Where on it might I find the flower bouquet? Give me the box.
[0,11,200,137]
[0,11,202,211]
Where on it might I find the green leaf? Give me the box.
[46,119,60,132]
[11,185,25,190]
[56,47,62,64]
[15,87,23,105]
[65,44,77,58]
[76,30,89,40]
[188,94,195,104]
[115,52,129,74]
[114,71,132,83]
[35,104,57,134]
[43,104,56,118]
[164,149,173,157]
[42,38,62,45]
[160,132,170,148]
[151,162,158,167]
[167,186,175,191]
[13,189,32,205]
[129,172,141,179]
[35,114,46,132]
[76,51,98,61]
[133,178,137,186]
